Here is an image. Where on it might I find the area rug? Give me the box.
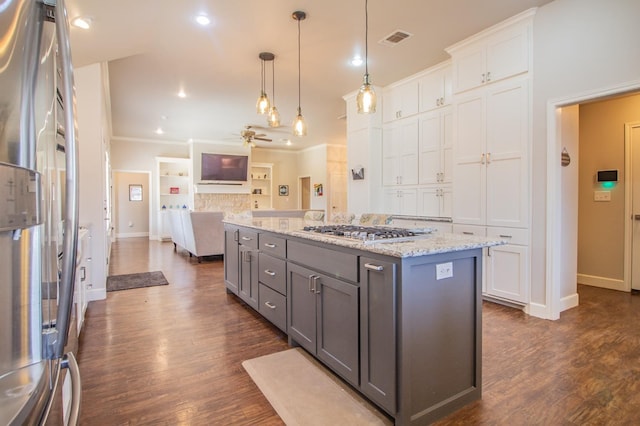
[106,271,169,292]
[242,348,392,426]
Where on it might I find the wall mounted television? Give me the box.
[200,153,248,183]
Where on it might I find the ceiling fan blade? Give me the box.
[254,137,272,142]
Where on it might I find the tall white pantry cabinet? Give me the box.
[344,8,535,307]
[448,9,534,304]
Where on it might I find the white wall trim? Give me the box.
[86,288,107,302]
[577,274,626,292]
[546,79,640,321]
[524,302,548,319]
[559,293,579,312]
[624,122,640,292]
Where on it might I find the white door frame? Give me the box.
[546,79,640,320]
[624,121,640,291]
[299,175,311,209]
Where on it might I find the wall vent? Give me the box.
[379,30,412,46]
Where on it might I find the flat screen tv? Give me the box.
[200,153,248,183]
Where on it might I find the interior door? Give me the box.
[631,125,640,290]
[300,176,311,209]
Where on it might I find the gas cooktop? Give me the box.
[301,224,433,244]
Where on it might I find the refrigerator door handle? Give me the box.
[61,352,82,425]
[51,0,80,359]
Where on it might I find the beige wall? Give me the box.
[577,94,640,282]
[114,171,150,237]
[252,148,300,210]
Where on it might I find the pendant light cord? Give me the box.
[272,59,276,104]
[365,0,369,76]
[297,17,301,111]
[261,58,265,94]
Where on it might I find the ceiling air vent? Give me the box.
[379,30,412,46]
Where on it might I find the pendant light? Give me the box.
[356,0,376,114]
[267,54,280,127]
[256,53,271,114]
[292,11,307,137]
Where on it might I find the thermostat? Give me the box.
[597,170,618,182]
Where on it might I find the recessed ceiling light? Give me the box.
[71,17,92,30]
[155,127,164,135]
[178,89,186,98]
[351,55,363,67]
[195,14,211,26]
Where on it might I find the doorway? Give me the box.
[549,84,640,319]
[113,171,151,239]
[300,176,311,209]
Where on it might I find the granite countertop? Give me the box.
[223,217,505,258]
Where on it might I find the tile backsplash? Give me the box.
[194,193,251,213]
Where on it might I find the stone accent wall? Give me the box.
[194,193,251,213]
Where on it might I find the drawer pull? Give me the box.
[241,236,252,241]
[462,231,474,235]
[264,243,277,248]
[264,301,277,310]
[499,234,513,239]
[264,269,276,277]
[364,263,384,272]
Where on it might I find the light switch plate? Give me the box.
[436,262,453,280]
[594,191,611,202]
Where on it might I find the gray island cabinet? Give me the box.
[223,218,503,425]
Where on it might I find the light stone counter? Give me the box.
[223,217,504,258]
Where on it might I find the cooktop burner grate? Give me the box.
[302,224,432,244]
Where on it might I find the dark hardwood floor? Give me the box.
[78,238,640,425]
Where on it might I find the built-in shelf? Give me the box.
[251,163,273,210]
[156,157,191,240]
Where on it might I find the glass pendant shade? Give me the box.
[267,106,280,127]
[356,74,376,113]
[292,108,307,137]
[256,91,270,115]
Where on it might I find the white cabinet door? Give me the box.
[486,243,529,303]
[382,119,418,186]
[449,12,532,94]
[383,80,419,123]
[419,65,453,112]
[453,78,528,228]
[485,24,529,85]
[419,108,453,186]
[485,79,529,228]
[383,188,417,216]
[453,93,486,225]
[418,186,451,218]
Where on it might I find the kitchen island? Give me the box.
[223,217,503,425]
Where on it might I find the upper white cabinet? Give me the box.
[452,77,529,228]
[383,79,419,123]
[382,118,419,186]
[419,62,453,112]
[419,107,452,186]
[446,9,534,94]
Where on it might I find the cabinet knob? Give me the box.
[487,71,492,82]
[481,153,486,165]
[481,73,486,84]
[486,152,491,164]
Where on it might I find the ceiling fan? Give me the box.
[240,126,272,147]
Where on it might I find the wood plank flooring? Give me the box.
[78,238,640,425]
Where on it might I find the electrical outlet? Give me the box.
[436,262,453,280]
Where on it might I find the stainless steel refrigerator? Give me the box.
[0,0,81,424]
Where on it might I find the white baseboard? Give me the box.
[86,287,106,301]
[559,292,579,312]
[116,231,149,239]
[577,273,626,291]
[524,302,553,320]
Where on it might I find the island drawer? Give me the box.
[258,283,287,333]
[287,240,358,283]
[259,233,286,259]
[259,252,286,295]
[238,228,258,249]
